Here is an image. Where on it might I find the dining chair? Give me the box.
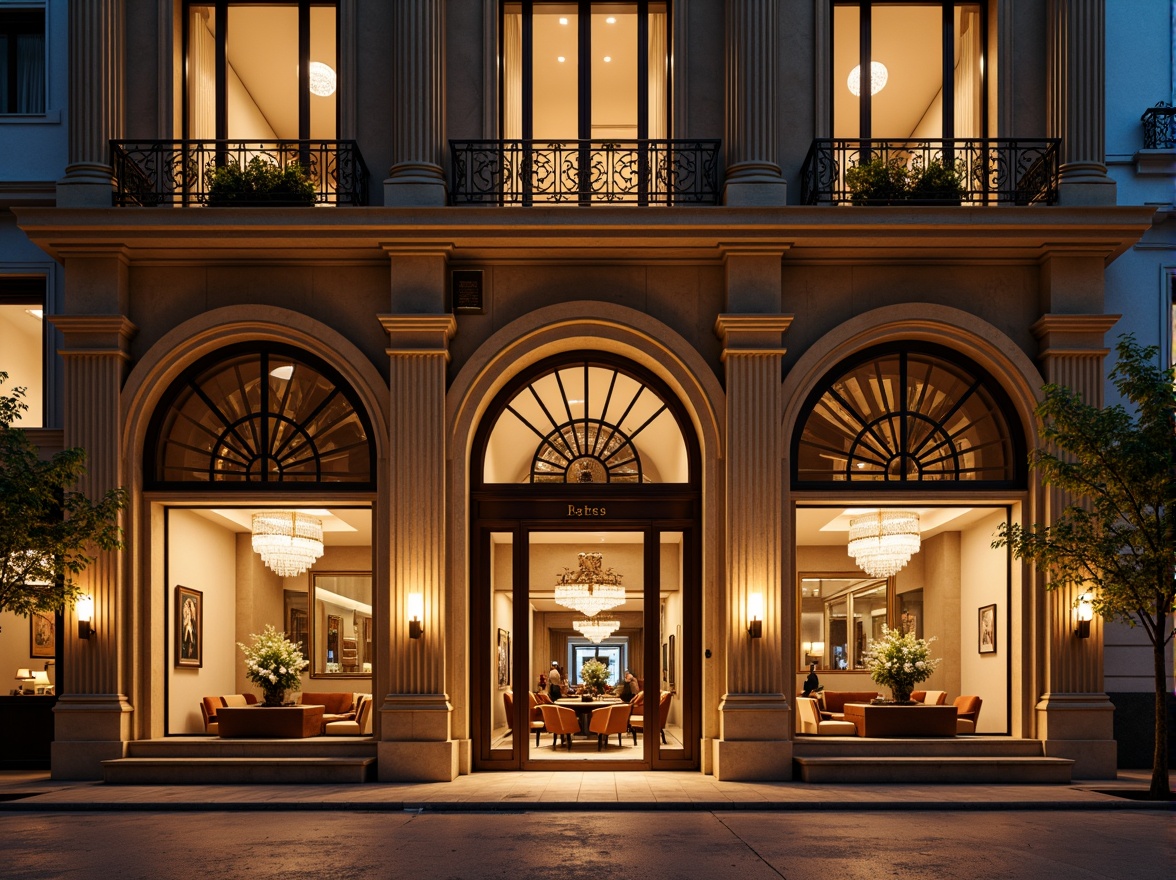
[954,695,983,734]
[589,703,632,750]
[537,704,580,750]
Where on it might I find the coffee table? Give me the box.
[216,705,325,738]
[842,702,957,737]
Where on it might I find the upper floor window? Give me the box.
[0,6,45,115]
[183,0,336,140]
[833,0,987,139]
[502,1,669,142]
[0,277,45,426]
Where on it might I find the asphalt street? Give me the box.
[1,809,1172,880]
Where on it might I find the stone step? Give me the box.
[793,755,1073,784]
[793,737,1046,759]
[125,736,377,760]
[102,756,376,785]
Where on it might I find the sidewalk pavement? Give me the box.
[0,768,1170,812]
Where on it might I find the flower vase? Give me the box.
[891,688,913,704]
[261,688,286,707]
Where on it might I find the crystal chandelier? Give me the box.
[554,551,625,616]
[848,510,920,578]
[573,616,620,644]
[251,511,324,577]
[308,61,337,97]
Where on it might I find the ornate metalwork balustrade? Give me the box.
[110,140,370,207]
[801,139,1061,206]
[1141,102,1175,149]
[449,139,721,206]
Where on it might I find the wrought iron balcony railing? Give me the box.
[449,139,721,206]
[110,140,370,207]
[801,139,1061,206]
[1141,102,1175,150]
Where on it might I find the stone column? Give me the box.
[1048,0,1116,205]
[1030,295,1119,778]
[47,256,136,777]
[384,0,447,206]
[376,245,458,780]
[57,0,123,207]
[723,0,787,206]
[712,246,792,780]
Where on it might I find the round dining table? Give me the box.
[555,697,623,735]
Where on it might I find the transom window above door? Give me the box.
[480,357,691,485]
[792,345,1022,487]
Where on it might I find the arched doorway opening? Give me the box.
[470,353,702,770]
[790,342,1027,736]
[144,341,379,737]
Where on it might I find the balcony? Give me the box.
[449,139,721,206]
[1141,102,1175,150]
[801,139,1061,206]
[110,141,370,207]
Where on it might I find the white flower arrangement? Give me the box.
[579,658,610,697]
[238,624,308,704]
[863,624,941,700]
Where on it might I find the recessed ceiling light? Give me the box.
[606,16,616,24]
[557,56,565,63]
[559,17,568,25]
[603,56,611,63]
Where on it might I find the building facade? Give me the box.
[1,0,1171,782]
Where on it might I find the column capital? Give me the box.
[49,315,138,357]
[714,314,793,359]
[1031,313,1119,360]
[379,314,457,359]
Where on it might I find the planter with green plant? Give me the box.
[205,156,317,206]
[845,156,964,205]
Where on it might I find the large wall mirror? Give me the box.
[310,572,373,678]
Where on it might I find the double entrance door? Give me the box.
[473,507,697,771]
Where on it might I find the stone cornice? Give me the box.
[13,205,1158,267]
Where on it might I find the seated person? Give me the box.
[620,671,640,703]
[802,663,822,697]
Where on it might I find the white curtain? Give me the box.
[188,9,216,139]
[953,8,981,138]
[503,13,522,140]
[647,12,667,139]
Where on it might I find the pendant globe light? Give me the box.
[554,552,625,616]
[848,510,920,578]
[251,511,324,577]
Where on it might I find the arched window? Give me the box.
[792,344,1023,488]
[478,355,693,485]
[147,343,374,489]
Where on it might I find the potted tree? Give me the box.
[206,156,317,207]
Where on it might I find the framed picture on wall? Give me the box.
[978,604,996,654]
[175,585,202,668]
[497,627,511,688]
[30,610,56,659]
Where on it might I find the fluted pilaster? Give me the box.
[385,0,447,205]
[723,0,787,205]
[377,312,459,781]
[712,313,793,781]
[59,0,123,204]
[1030,313,1118,777]
[1047,0,1116,202]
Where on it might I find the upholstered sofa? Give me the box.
[298,692,362,729]
[818,691,880,719]
[199,693,258,734]
[323,693,374,735]
[797,696,857,736]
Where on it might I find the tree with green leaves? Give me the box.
[0,374,125,621]
[993,336,1174,799]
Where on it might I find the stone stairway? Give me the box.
[793,737,1073,784]
[102,737,377,784]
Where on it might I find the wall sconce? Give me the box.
[1074,592,1094,639]
[407,592,424,640]
[747,592,763,639]
[76,594,95,639]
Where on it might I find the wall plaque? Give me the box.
[452,270,484,314]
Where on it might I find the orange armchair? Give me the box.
[630,690,673,744]
[589,703,632,750]
[503,692,546,747]
[538,704,580,750]
[954,695,982,734]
